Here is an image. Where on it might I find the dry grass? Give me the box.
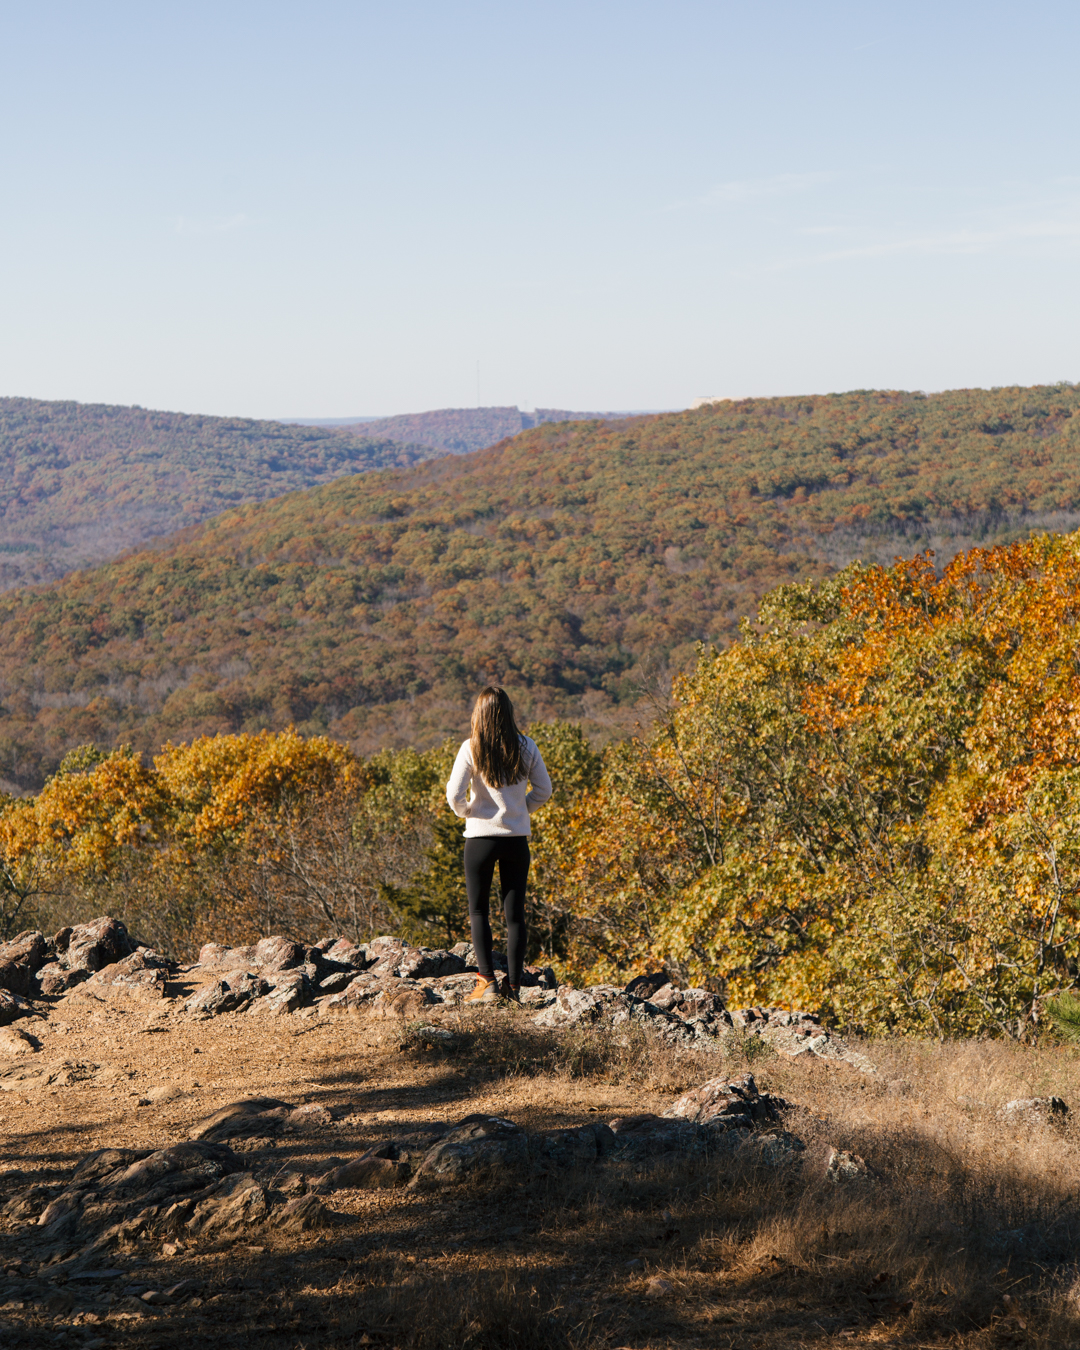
[3,996,1080,1348]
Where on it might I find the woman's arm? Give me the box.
[525,742,553,813]
[445,742,472,817]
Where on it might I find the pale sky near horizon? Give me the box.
[2,1,1079,420]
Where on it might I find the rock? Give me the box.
[606,1113,744,1160]
[0,1025,39,1054]
[535,1122,617,1170]
[825,1147,869,1182]
[274,1194,332,1230]
[252,936,306,971]
[373,981,437,1018]
[534,985,696,1045]
[71,1148,150,1186]
[314,937,369,969]
[730,1006,876,1073]
[188,1098,295,1143]
[186,1173,268,1237]
[414,1115,530,1182]
[186,972,271,1018]
[196,936,305,974]
[0,930,49,996]
[62,917,135,974]
[0,989,36,1026]
[99,1141,244,1197]
[998,1097,1069,1126]
[79,949,172,999]
[259,970,310,1016]
[315,1148,409,1192]
[412,1024,467,1050]
[744,1130,806,1168]
[286,1103,334,1131]
[316,970,356,992]
[144,1083,186,1105]
[397,948,467,980]
[646,1277,674,1297]
[36,963,89,996]
[663,1073,786,1129]
[624,972,672,1000]
[650,986,732,1028]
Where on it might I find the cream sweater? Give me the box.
[445,736,553,837]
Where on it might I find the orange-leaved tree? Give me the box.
[557,532,1080,1036]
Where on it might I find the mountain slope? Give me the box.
[0,397,441,590]
[322,405,634,455]
[2,383,1080,790]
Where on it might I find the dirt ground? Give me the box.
[4,979,1080,1350]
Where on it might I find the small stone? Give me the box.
[625,1258,643,1271]
[141,1289,168,1305]
[646,1276,674,1297]
[825,1147,868,1182]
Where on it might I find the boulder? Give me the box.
[413,1115,530,1182]
[535,1122,617,1170]
[62,917,135,973]
[998,1097,1069,1127]
[606,1112,749,1160]
[185,972,270,1018]
[663,1073,786,1129]
[624,971,672,1000]
[313,936,369,969]
[0,989,36,1026]
[79,949,172,999]
[315,1147,410,1192]
[188,1098,296,1143]
[259,969,310,1015]
[185,1172,268,1237]
[0,930,49,996]
[372,981,438,1019]
[36,963,89,996]
[273,1193,333,1230]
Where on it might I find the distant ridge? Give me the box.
[0,397,440,590]
[283,406,638,456]
[3,384,1080,790]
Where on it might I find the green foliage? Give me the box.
[1045,991,1080,1044]
[4,385,1080,789]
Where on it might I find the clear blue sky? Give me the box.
[2,1,1079,418]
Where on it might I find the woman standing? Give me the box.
[446,687,552,1003]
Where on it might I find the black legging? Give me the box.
[463,835,530,985]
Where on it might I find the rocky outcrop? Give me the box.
[662,1072,786,1129]
[728,1005,876,1073]
[18,916,870,1075]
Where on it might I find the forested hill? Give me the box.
[2,382,1080,791]
[0,397,441,590]
[318,405,633,455]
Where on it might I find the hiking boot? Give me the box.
[464,976,499,1004]
[501,979,520,1004]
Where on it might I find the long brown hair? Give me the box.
[470,687,526,788]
